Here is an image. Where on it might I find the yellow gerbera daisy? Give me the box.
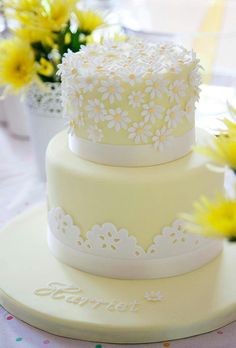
[182,195,236,239]
[4,0,76,33]
[75,9,104,33]
[13,27,54,46]
[223,118,236,138]
[195,133,236,170]
[0,38,36,93]
[37,57,54,77]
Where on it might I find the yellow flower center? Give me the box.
[129,73,135,80]
[108,86,116,94]
[159,134,166,142]
[94,106,101,113]
[172,86,179,94]
[137,128,143,134]
[114,113,122,121]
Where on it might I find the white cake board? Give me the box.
[0,204,235,344]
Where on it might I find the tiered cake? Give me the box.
[46,40,224,279]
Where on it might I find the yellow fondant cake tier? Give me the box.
[46,129,224,279]
[58,40,201,166]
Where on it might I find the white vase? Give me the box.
[24,82,65,181]
[4,95,29,137]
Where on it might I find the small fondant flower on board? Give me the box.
[152,127,173,151]
[144,291,163,302]
[165,105,185,128]
[106,108,130,132]
[128,122,152,144]
[128,91,145,108]
[87,125,103,143]
[145,75,168,99]
[98,79,123,104]
[168,80,186,103]
[86,99,106,122]
[141,102,164,124]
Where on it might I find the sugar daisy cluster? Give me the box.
[59,39,202,151]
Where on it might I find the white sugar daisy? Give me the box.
[87,125,103,143]
[141,102,164,124]
[128,122,152,144]
[120,66,144,86]
[106,108,130,132]
[98,79,123,104]
[165,105,185,128]
[76,114,85,128]
[189,67,201,98]
[86,99,106,123]
[66,118,77,135]
[128,91,145,108]
[184,97,196,122]
[145,75,168,99]
[168,80,186,103]
[152,127,173,151]
[78,75,98,93]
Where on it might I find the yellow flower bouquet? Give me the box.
[0,0,105,94]
[183,113,236,242]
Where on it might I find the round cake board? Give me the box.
[0,204,235,344]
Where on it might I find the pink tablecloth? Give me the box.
[0,124,235,348]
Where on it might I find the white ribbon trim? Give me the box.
[68,129,195,166]
[48,228,223,280]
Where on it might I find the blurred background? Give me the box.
[0,0,236,218]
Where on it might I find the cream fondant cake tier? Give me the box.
[58,40,201,166]
[46,129,223,279]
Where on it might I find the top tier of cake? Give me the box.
[59,40,201,166]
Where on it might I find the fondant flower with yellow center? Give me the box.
[0,38,36,93]
[78,75,98,93]
[87,125,103,143]
[144,291,163,302]
[121,66,143,86]
[189,67,202,97]
[145,75,168,99]
[184,97,196,122]
[128,91,145,108]
[165,105,185,128]
[141,102,164,124]
[182,195,236,240]
[168,80,186,103]
[86,99,106,123]
[106,108,130,132]
[152,127,173,151]
[98,79,123,104]
[128,122,152,144]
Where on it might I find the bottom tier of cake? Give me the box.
[46,129,224,279]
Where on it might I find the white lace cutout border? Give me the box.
[48,207,211,260]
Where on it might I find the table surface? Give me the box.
[0,85,236,347]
